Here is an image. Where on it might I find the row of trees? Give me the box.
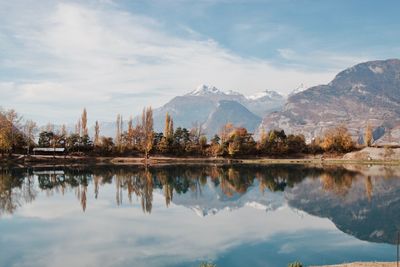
[1,107,360,157]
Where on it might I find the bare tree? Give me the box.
[23,120,37,155]
[61,124,67,137]
[75,120,81,136]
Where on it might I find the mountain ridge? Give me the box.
[259,59,400,143]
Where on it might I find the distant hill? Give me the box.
[202,100,262,135]
[259,59,400,144]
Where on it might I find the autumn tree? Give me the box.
[199,135,208,150]
[94,121,100,146]
[0,109,25,155]
[115,114,123,152]
[220,123,234,144]
[141,107,154,159]
[164,113,174,139]
[258,128,268,148]
[0,113,12,155]
[125,116,134,149]
[258,129,288,155]
[364,123,373,147]
[98,136,114,155]
[286,134,306,154]
[224,127,256,157]
[81,108,88,136]
[320,125,354,153]
[6,109,22,149]
[158,113,174,154]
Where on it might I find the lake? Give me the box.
[0,164,399,267]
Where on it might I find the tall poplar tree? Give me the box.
[94,120,100,146]
[141,107,153,159]
[364,123,373,147]
[81,108,88,136]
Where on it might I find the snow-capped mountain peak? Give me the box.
[288,83,307,96]
[226,89,242,96]
[187,84,225,96]
[247,90,283,100]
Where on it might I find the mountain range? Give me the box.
[96,84,286,137]
[151,84,285,135]
[93,59,400,144]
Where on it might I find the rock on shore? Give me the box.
[343,147,400,161]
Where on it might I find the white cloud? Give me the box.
[0,1,351,124]
[277,47,368,70]
[13,187,335,267]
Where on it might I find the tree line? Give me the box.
[0,106,365,157]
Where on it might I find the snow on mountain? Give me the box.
[288,83,308,97]
[247,90,284,100]
[187,84,284,101]
[172,179,285,217]
[226,90,242,96]
[187,84,226,96]
[97,84,285,137]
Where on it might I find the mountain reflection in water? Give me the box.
[1,164,399,247]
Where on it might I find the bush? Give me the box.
[199,262,217,267]
[288,261,303,267]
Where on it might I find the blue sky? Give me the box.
[0,0,399,124]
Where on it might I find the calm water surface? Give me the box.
[0,164,399,267]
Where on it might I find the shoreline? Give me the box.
[311,262,397,267]
[1,154,400,166]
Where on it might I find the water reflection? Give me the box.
[1,164,400,246]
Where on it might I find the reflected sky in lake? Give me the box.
[0,165,399,267]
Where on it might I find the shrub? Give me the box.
[288,261,303,267]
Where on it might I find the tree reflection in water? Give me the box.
[0,164,382,216]
[2,164,400,244]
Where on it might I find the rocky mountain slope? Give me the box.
[259,59,400,144]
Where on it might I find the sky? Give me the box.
[0,0,399,125]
